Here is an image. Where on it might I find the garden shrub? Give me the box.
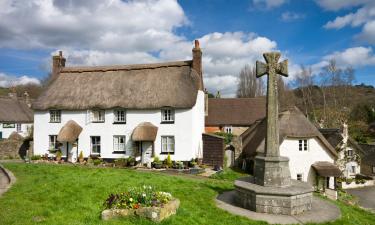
[31,155,41,160]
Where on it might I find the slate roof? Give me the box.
[205,97,266,126]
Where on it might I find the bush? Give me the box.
[114,158,127,167]
[346,178,353,184]
[214,132,234,145]
[166,153,172,167]
[31,155,41,160]
[153,156,160,163]
[93,159,102,166]
[103,186,173,210]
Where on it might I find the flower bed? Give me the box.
[101,186,179,222]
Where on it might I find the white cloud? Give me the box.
[252,0,288,9]
[0,72,40,87]
[315,0,370,11]
[281,12,305,22]
[358,20,375,44]
[204,75,238,97]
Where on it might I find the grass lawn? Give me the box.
[0,163,374,225]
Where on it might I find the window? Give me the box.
[299,139,308,151]
[50,110,61,123]
[161,109,174,123]
[347,150,353,157]
[113,136,126,153]
[16,123,21,133]
[161,136,175,154]
[297,173,303,181]
[351,166,356,174]
[49,135,59,150]
[224,126,232,134]
[91,136,101,155]
[3,123,15,128]
[91,110,105,123]
[114,109,126,123]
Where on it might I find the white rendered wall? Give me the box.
[0,123,32,138]
[280,137,336,186]
[33,92,205,161]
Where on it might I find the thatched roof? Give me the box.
[0,96,33,123]
[312,161,342,177]
[57,120,82,143]
[205,97,266,126]
[241,107,337,158]
[33,61,202,110]
[8,132,24,141]
[132,122,158,141]
[319,128,364,154]
[359,144,375,164]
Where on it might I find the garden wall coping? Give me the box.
[0,164,16,197]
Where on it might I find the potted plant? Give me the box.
[78,151,84,164]
[56,150,62,162]
[153,156,162,169]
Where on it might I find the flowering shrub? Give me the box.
[104,186,173,210]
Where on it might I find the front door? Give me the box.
[141,142,153,164]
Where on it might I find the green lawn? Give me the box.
[0,163,374,225]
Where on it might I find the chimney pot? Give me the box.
[194,40,200,49]
[59,51,63,57]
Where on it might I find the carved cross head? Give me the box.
[256,52,288,78]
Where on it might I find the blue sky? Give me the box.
[0,0,374,96]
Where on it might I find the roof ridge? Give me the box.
[61,60,193,73]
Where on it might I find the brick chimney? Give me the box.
[52,51,66,80]
[192,40,203,90]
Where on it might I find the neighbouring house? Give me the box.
[0,93,33,139]
[204,97,266,167]
[358,144,375,177]
[319,125,364,178]
[32,40,205,163]
[241,107,341,196]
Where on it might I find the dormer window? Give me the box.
[161,108,174,123]
[114,109,126,123]
[299,139,308,151]
[50,110,61,123]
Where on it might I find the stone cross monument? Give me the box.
[253,52,291,187]
[234,52,313,215]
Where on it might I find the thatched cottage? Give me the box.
[32,41,205,163]
[241,107,341,193]
[0,93,33,139]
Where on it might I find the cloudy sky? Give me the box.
[0,0,374,96]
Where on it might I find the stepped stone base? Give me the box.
[235,177,313,215]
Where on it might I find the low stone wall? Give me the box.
[0,139,25,159]
[340,180,375,189]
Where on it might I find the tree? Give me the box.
[236,64,264,98]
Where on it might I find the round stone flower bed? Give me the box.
[101,186,179,222]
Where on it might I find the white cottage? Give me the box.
[33,41,205,164]
[0,93,33,139]
[241,107,342,192]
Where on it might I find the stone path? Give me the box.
[347,186,375,213]
[0,164,15,197]
[216,191,341,225]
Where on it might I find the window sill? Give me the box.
[161,121,174,124]
[112,151,126,154]
[113,122,126,124]
[91,121,105,123]
[49,121,61,123]
[160,152,175,155]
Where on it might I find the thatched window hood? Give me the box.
[57,120,83,143]
[132,122,158,142]
[32,61,202,110]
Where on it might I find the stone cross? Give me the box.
[256,52,288,157]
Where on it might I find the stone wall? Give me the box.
[0,139,27,159]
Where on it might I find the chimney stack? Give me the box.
[52,51,66,80]
[192,40,203,90]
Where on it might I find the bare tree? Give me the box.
[236,64,264,98]
[295,65,317,122]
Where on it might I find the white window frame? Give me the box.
[298,139,308,151]
[161,136,175,154]
[49,110,61,123]
[161,109,174,123]
[16,123,21,133]
[49,135,59,150]
[224,126,232,134]
[113,109,126,123]
[91,110,105,123]
[113,135,126,152]
[297,173,303,181]
[90,136,101,155]
[347,150,353,157]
